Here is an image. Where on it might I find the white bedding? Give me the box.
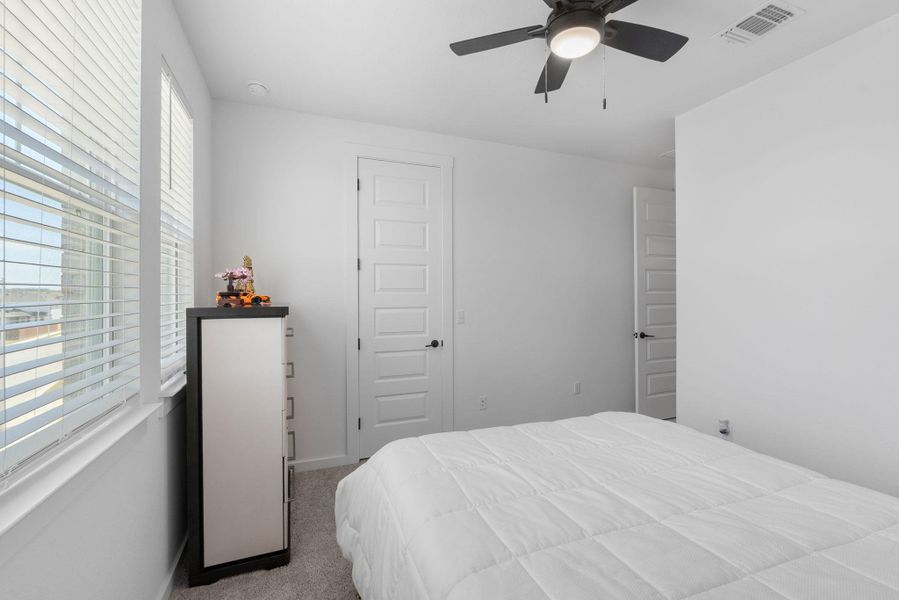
[335,412,899,599]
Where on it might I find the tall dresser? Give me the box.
[185,306,291,586]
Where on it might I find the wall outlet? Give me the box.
[573,382,582,395]
[479,395,487,411]
[718,419,731,440]
[456,309,465,324]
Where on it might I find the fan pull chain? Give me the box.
[544,47,549,104]
[602,45,608,110]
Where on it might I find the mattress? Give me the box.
[335,412,899,599]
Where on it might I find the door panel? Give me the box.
[634,187,677,420]
[374,264,429,293]
[375,220,429,249]
[358,158,445,457]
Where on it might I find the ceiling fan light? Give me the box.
[550,26,601,59]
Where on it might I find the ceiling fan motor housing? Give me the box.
[546,5,605,60]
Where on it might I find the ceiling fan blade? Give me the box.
[450,25,544,56]
[602,20,688,62]
[534,53,572,94]
[600,0,641,13]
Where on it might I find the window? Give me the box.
[159,65,193,387]
[1,0,141,477]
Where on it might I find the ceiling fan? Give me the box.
[449,0,689,96]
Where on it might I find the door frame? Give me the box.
[344,144,454,462]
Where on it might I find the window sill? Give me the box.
[0,401,159,539]
[159,375,187,418]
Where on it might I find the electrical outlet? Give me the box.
[718,419,731,440]
[573,382,581,395]
[456,310,465,324]
[479,395,487,411]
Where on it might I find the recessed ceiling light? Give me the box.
[247,81,269,97]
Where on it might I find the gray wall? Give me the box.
[211,101,674,469]
[676,14,899,496]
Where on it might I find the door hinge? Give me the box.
[357,417,361,430]
[357,338,361,350]
[356,178,360,191]
[357,257,361,271]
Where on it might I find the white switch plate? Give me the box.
[456,310,465,324]
[573,382,582,395]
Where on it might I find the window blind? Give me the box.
[1,0,142,477]
[159,65,193,386]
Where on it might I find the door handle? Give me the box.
[425,339,440,348]
[635,332,656,339]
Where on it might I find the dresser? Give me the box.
[185,306,291,586]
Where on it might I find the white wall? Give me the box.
[0,1,212,599]
[676,14,899,497]
[211,102,674,468]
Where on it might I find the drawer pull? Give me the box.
[287,466,295,504]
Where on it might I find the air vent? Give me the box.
[717,2,805,46]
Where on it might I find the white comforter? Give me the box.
[335,412,899,599]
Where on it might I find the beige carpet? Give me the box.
[170,463,361,600]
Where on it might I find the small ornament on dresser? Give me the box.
[242,255,256,294]
[214,261,271,307]
[215,267,251,292]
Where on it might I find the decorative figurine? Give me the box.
[214,263,270,307]
[242,255,256,294]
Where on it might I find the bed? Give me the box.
[335,412,899,599]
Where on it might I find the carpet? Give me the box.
[169,462,361,600]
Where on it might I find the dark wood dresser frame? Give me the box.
[185,306,291,586]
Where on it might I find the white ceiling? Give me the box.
[173,0,899,166]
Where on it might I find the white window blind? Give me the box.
[1,0,142,477]
[159,65,193,386]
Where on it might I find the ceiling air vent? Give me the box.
[717,2,805,46]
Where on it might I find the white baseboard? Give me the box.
[289,454,354,473]
[156,535,187,600]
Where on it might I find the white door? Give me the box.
[358,158,446,457]
[634,187,676,420]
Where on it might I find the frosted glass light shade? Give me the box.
[550,26,601,59]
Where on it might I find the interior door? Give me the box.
[634,187,677,420]
[357,158,445,457]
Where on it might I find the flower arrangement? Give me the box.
[215,267,253,292]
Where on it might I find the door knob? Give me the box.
[636,332,655,339]
[425,339,440,348]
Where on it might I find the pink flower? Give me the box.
[215,267,253,281]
